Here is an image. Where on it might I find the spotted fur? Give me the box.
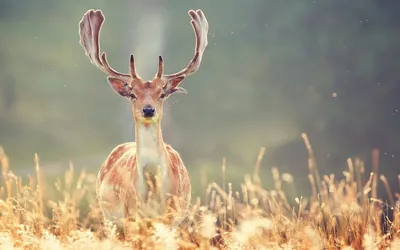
[96,142,191,225]
[78,8,208,228]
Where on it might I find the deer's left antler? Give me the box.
[159,9,209,94]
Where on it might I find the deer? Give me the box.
[78,9,208,229]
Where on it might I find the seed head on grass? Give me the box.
[0,141,399,249]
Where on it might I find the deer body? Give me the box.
[78,9,208,226]
[96,142,191,224]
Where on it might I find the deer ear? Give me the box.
[170,87,188,95]
[107,76,131,97]
[163,76,186,95]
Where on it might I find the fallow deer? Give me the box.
[78,9,208,227]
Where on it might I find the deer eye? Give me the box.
[130,93,136,100]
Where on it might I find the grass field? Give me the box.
[0,134,399,249]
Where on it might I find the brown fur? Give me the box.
[78,8,208,227]
[96,142,191,223]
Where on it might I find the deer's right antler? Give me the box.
[79,9,134,82]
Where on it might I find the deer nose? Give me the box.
[142,105,156,117]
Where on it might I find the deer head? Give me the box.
[79,9,208,125]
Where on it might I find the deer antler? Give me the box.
[79,9,134,81]
[156,56,164,78]
[160,9,208,83]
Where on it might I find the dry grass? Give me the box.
[0,134,399,249]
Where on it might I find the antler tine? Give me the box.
[130,54,138,79]
[156,56,164,78]
[162,9,209,81]
[79,9,131,81]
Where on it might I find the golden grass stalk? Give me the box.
[0,138,398,249]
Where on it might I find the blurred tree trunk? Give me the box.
[0,74,16,115]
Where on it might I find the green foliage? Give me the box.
[1,0,400,190]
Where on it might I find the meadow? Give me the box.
[0,134,399,249]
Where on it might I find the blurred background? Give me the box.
[0,0,399,198]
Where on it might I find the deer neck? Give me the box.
[135,122,168,184]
